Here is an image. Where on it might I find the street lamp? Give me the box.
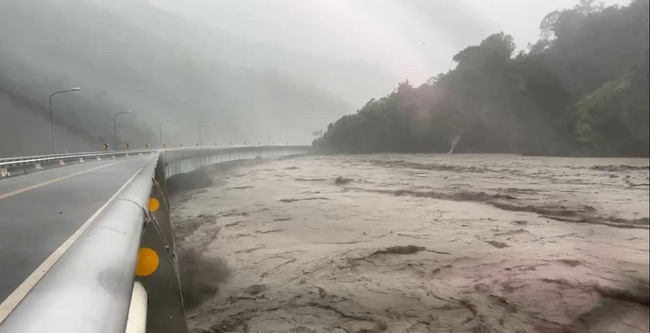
[49,87,81,154]
[199,125,208,146]
[234,127,239,146]
[113,110,133,150]
[159,119,172,149]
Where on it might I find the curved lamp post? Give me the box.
[199,125,208,146]
[49,87,81,154]
[159,119,173,149]
[113,110,133,150]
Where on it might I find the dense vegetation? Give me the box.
[315,0,649,156]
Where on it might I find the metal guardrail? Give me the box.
[0,159,156,332]
[162,145,310,177]
[0,149,156,164]
[0,145,311,333]
[0,149,157,178]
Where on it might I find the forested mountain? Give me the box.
[315,0,649,157]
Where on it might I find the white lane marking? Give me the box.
[0,160,126,200]
[0,161,148,324]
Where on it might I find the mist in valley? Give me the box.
[2,0,631,156]
[1,0,388,155]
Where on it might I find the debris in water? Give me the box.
[485,240,509,248]
[280,197,330,203]
[228,186,253,190]
[591,165,649,172]
[243,284,265,295]
[372,245,426,255]
[334,176,353,185]
[557,259,581,267]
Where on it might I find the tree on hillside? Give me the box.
[316,0,649,157]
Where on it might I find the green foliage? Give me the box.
[316,0,649,157]
[576,78,630,144]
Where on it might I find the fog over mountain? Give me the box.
[0,0,628,156]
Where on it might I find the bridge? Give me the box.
[0,146,310,333]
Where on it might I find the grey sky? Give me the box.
[150,0,630,85]
[0,0,633,154]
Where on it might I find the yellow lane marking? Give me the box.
[0,161,124,200]
[0,162,147,324]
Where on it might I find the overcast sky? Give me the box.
[150,0,630,85]
[0,0,636,153]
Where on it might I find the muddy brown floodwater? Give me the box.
[170,154,649,333]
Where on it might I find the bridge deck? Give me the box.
[0,156,153,305]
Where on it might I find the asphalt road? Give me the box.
[0,155,154,304]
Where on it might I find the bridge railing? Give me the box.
[0,145,310,333]
[0,149,157,178]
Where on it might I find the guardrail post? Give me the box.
[134,167,186,333]
[149,163,175,251]
[135,213,186,333]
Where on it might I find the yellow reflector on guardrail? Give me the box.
[147,197,160,212]
[135,248,159,277]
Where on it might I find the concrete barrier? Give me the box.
[0,145,310,333]
[0,150,156,178]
